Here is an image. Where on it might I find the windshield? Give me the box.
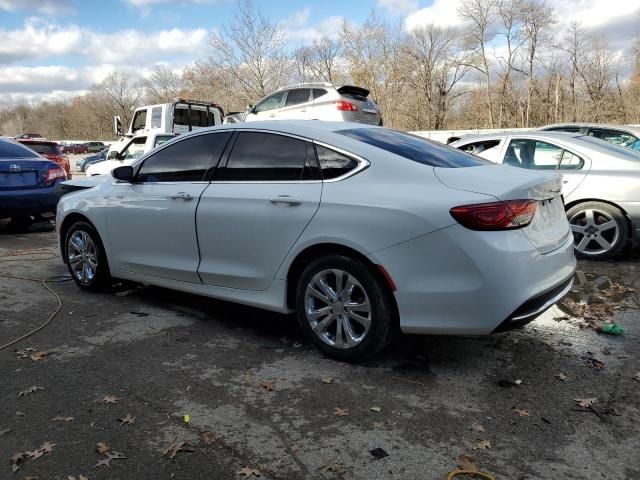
[0,140,39,159]
[337,128,491,168]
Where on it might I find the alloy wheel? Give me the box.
[304,269,372,349]
[67,230,98,284]
[569,208,620,256]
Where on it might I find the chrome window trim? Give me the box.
[312,140,370,183]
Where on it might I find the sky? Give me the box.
[0,0,638,107]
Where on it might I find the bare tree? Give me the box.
[521,0,555,126]
[459,0,496,127]
[143,65,182,103]
[209,0,291,103]
[94,71,143,131]
[579,37,615,121]
[293,37,343,83]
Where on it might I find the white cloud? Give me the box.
[124,0,218,7]
[285,15,344,44]
[378,0,418,16]
[0,0,73,15]
[286,7,311,29]
[405,0,463,29]
[0,19,209,65]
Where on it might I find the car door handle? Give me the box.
[270,195,302,206]
[169,192,193,201]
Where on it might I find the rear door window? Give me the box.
[338,128,489,168]
[284,89,311,107]
[505,139,562,169]
[218,132,315,181]
[137,132,231,183]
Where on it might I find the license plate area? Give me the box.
[1,172,37,187]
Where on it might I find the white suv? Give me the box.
[244,83,382,125]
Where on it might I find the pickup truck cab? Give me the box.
[87,132,176,176]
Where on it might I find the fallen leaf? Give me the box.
[601,347,611,356]
[96,442,110,454]
[10,452,25,472]
[67,476,89,480]
[118,414,135,426]
[52,416,74,422]
[373,421,385,428]
[473,440,492,450]
[334,407,349,417]
[29,351,50,361]
[15,347,36,358]
[514,408,530,417]
[633,372,640,382]
[369,447,389,460]
[237,466,262,477]
[319,463,345,473]
[100,395,121,404]
[94,457,112,468]
[321,376,333,384]
[107,451,126,459]
[514,379,522,385]
[163,440,194,459]
[259,381,275,392]
[458,453,478,472]
[555,373,569,381]
[574,397,597,409]
[201,431,218,444]
[18,385,44,397]
[25,449,44,460]
[370,406,382,412]
[241,373,254,384]
[470,423,485,433]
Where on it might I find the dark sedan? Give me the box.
[0,139,67,228]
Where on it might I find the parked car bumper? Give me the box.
[367,224,576,335]
[0,185,63,218]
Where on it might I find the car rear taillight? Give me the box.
[46,166,67,184]
[336,100,358,112]
[450,200,537,231]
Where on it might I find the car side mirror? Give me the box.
[112,165,134,182]
[114,115,123,136]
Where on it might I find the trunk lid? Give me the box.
[435,165,570,254]
[0,159,54,191]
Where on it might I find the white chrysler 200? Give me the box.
[57,121,576,361]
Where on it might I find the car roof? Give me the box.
[539,123,640,134]
[452,131,583,143]
[16,139,57,145]
[181,120,378,139]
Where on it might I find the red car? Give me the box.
[62,143,89,155]
[17,140,71,175]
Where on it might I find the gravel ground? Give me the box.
[1,222,639,480]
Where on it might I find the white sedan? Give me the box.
[57,121,576,361]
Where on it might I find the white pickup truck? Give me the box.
[86,132,176,176]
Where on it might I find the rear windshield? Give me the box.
[0,140,39,159]
[337,86,369,102]
[577,135,640,158]
[337,128,490,168]
[21,142,61,155]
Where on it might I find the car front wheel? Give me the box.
[567,201,628,260]
[296,255,396,362]
[65,221,111,290]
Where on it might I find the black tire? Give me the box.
[295,254,396,362]
[64,221,111,290]
[566,201,629,260]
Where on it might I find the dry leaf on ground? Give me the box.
[237,466,262,477]
[163,440,194,459]
[555,373,569,381]
[574,397,597,408]
[52,416,74,422]
[321,376,333,384]
[473,440,492,450]
[370,406,382,412]
[470,423,485,433]
[201,431,218,444]
[458,453,478,472]
[96,442,110,454]
[15,347,36,358]
[68,476,89,480]
[118,414,135,426]
[514,408,530,417]
[633,372,640,382]
[319,463,345,473]
[373,421,385,428]
[10,452,25,472]
[99,395,121,404]
[30,351,51,361]
[334,407,349,417]
[18,385,43,397]
[259,381,275,392]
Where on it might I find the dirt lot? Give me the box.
[1,222,639,480]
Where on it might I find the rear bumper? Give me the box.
[0,184,63,218]
[368,224,576,335]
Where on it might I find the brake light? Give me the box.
[336,100,358,112]
[450,200,537,231]
[46,166,67,183]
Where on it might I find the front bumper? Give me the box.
[368,224,576,335]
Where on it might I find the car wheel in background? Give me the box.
[296,254,396,362]
[567,201,628,260]
[65,221,111,290]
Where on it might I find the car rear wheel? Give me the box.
[567,201,628,260]
[296,255,396,362]
[65,221,111,290]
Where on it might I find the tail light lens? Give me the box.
[46,165,67,184]
[450,200,537,231]
[336,100,358,112]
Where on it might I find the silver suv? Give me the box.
[243,83,382,125]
